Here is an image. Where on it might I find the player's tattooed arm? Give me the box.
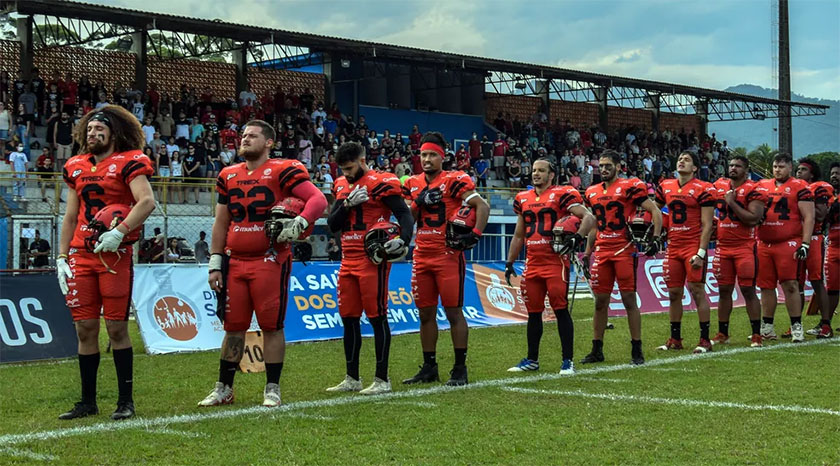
[222,335,245,362]
[327,200,349,233]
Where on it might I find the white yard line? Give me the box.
[502,387,840,417]
[0,447,57,461]
[0,338,832,448]
[379,400,438,408]
[573,377,630,383]
[271,412,335,421]
[145,428,209,439]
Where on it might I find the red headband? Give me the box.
[420,142,444,157]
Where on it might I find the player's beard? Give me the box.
[88,135,112,156]
[239,145,263,161]
[346,165,365,183]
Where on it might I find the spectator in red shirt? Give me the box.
[468,132,481,162]
[286,87,299,110]
[219,122,239,152]
[493,133,509,181]
[408,124,422,150]
[199,86,214,103]
[411,150,422,174]
[61,72,77,113]
[456,144,470,171]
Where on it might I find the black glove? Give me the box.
[644,236,662,257]
[794,243,810,260]
[578,255,591,281]
[505,262,517,286]
[415,187,443,207]
[461,231,481,250]
[555,233,583,255]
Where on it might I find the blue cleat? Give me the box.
[507,358,539,372]
[559,359,575,375]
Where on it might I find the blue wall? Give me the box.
[359,106,486,143]
[0,217,7,269]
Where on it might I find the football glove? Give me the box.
[415,187,443,207]
[554,233,583,255]
[644,236,662,257]
[383,238,408,261]
[460,231,481,250]
[276,216,309,243]
[93,227,125,253]
[344,185,369,208]
[577,254,591,281]
[794,243,809,260]
[505,262,517,286]
[56,257,73,295]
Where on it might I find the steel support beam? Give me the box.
[233,42,249,96]
[594,86,609,130]
[131,29,147,93]
[17,15,33,79]
[646,94,661,131]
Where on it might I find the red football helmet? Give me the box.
[265,197,312,241]
[551,215,582,251]
[84,204,141,252]
[364,222,403,264]
[446,205,478,250]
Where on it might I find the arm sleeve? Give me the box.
[327,200,348,234]
[291,180,328,225]
[62,166,76,189]
[449,171,476,199]
[698,185,716,207]
[122,154,155,184]
[383,195,414,244]
[797,185,814,202]
[655,184,666,206]
[627,179,648,206]
[215,173,228,204]
[814,184,832,205]
[513,196,522,215]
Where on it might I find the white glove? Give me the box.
[345,185,369,207]
[56,257,73,295]
[383,238,407,261]
[276,216,309,242]
[93,228,125,253]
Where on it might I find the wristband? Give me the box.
[117,221,131,234]
[208,253,224,273]
[800,243,809,250]
[58,253,68,259]
[471,227,482,237]
[696,249,707,259]
[464,192,480,203]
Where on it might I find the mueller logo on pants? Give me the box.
[153,296,200,341]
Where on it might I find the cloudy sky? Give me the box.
[85,0,839,100]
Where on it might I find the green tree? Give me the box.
[747,143,777,177]
[801,152,840,181]
[33,24,81,46]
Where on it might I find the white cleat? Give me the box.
[197,382,234,407]
[359,377,392,396]
[760,322,777,341]
[790,322,805,343]
[262,383,282,407]
[325,375,362,392]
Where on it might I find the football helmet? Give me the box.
[446,205,479,250]
[364,222,403,264]
[551,215,582,253]
[265,197,312,242]
[83,204,140,253]
[628,209,653,243]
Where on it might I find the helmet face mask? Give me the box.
[265,197,309,242]
[364,222,401,264]
[551,215,581,251]
[628,210,653,244]
[83,204,138,253]
[445,205,477,250]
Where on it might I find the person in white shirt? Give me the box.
[9,145,28,199]
[238,85,257,108]
[0,101,11,148]
[165,136,180,157]
[141,117,156,144]
[310,102,326,123]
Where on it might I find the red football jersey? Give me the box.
[755,177,813,243]
[810,181,834,234]
[828,195,840,247]
[332,170,402,260]
[220,128,239,149]
[713,178,766,247]
[63,150,155,249]
[584,177,648,252]
[216,159,310,258]
[514,185,584,267]
[655,178,716,247]
[402,170,475,256]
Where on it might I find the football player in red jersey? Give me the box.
[56,105,155,420]
[654,151,717,353]
[711,155,766,347]
[826,163,840,333]
[504,159,595,373]
[324,142,414,395]
[199,120,327,408]
[580,150,662,365]
[754,153,815,342]
[796,158,835,338]
[401,132,489,386]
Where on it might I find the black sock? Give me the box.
[762,316,774,325]
[670,321,682,340]
[630,339,642,356]
[265,362,283,385]
[342,317,362,380]
[78,352,100,404]
[219,359,238,388]
[423,351,437,366]
[454,348,467,366]
[718,321,729,336]
[527,312,544,361]
[699,321,710,340]
[554,308,574,361]
[750,319,761,335]
[112,347,133,403]
[819,319,829,326]
[790,315,801,326]
[592,339,604,353]
[370,316,391,380]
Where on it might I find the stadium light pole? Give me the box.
[778,0,792,155]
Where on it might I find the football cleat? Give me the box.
[816,324,834,339]
[197,382,234,407]
[111,401,135,420]
[693,338,713,354]
[445,365,468,386]
[656,338,683,351]
[760,323,778,341]
[630,351,645,366]
[402,363,440,385]
[507,358,539,372]
[710,332,730,345]
[580,351,605,364]
[325,375,362,392]
[263,383,282,407]
[790,322,804,343]
[780,327,792,339]
[360,377,392,396]
[750,334,763,347]
[805,324,822,336]
[559,359,575,375]
[58,401,98,420]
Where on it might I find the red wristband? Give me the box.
[471,227,482,237]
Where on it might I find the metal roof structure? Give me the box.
[1,0,829,122]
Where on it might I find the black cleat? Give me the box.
[580,351,605,364]
[110,401,135,420]
[402,363,440,385]
[631,352,645,365]
[59,401,98,420]
[445,364,468,386]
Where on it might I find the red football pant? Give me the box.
[664,246,707,289]
[411,252,466,309]
[65,247,134,321]
[338,259,391,319]
[805,235,825,281]
[825,246,839,292]
[589,247,637,294]
[756,239,805,289]
[221,254,291,332]
[521,261,570,313]
[713,243,758,287]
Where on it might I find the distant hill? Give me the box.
[708,84,838,156]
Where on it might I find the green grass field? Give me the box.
[1,301,838,465]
